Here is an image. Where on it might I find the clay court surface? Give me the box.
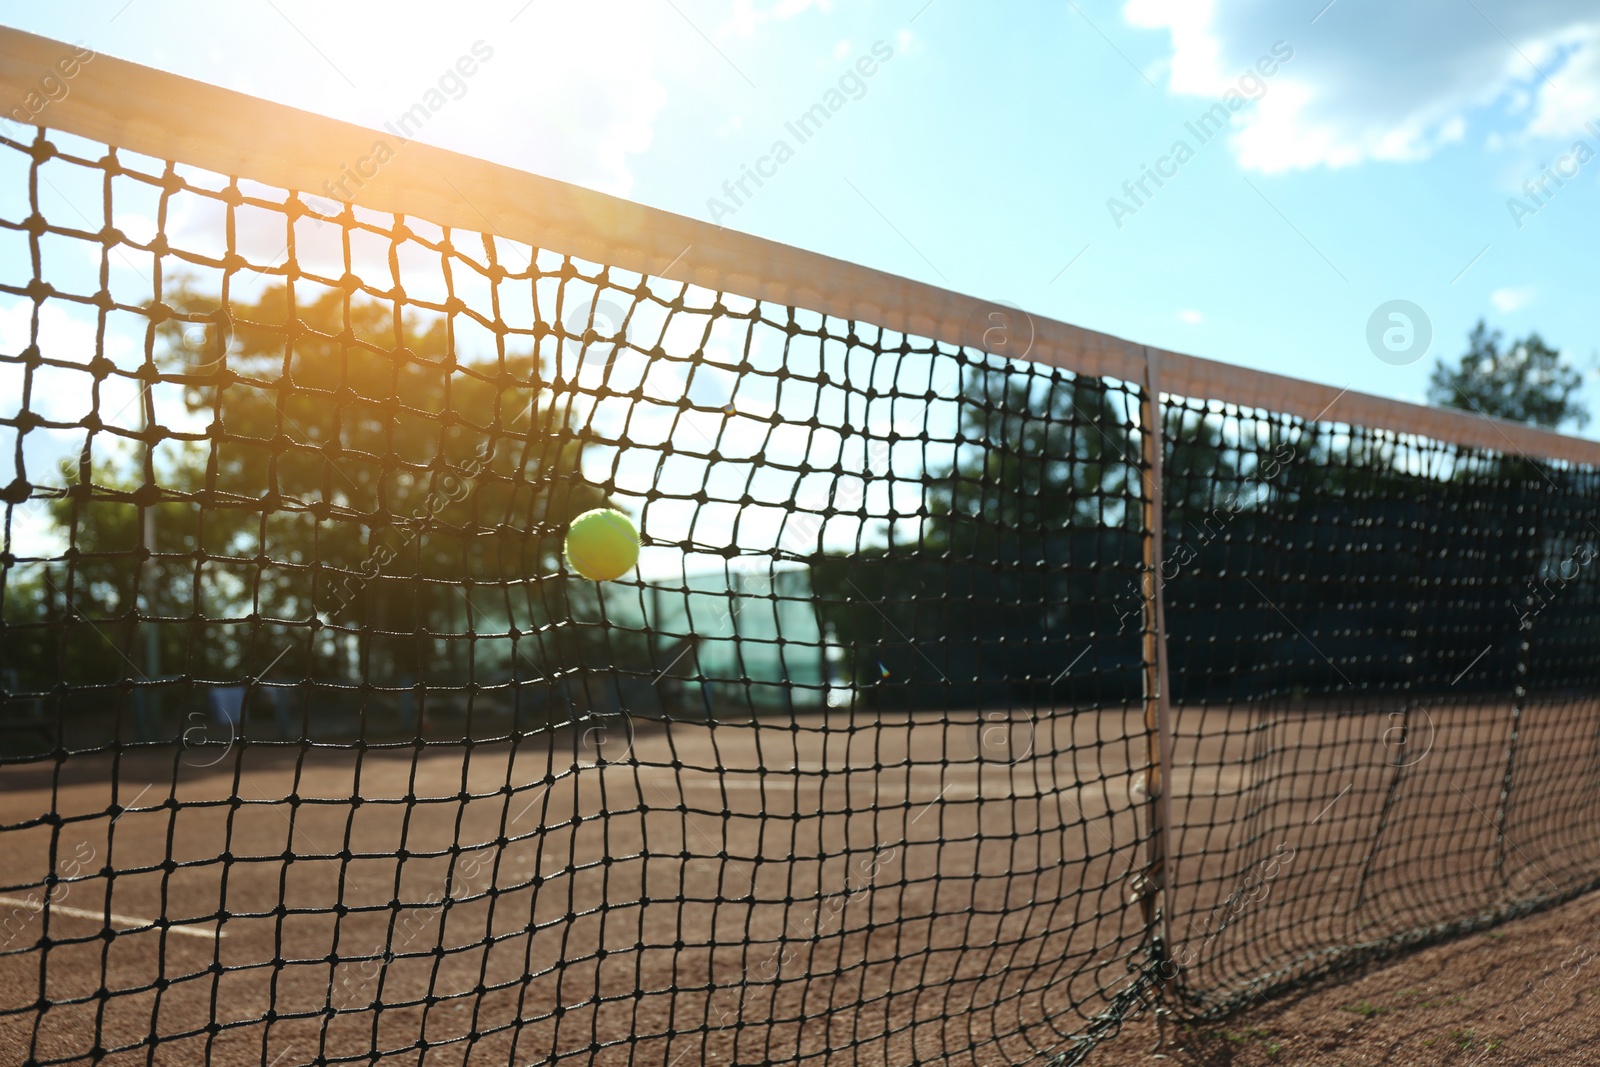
[1102,887,1600,1065]
[0,708,1149,1066]
[0,698,1595,1066]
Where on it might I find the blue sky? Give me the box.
[7,0,1600,428]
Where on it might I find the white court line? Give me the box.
[0,896,226,939]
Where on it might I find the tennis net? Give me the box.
[3,25,1600,1067]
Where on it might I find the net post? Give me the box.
[1136,346,1179,994]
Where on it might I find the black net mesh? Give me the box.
[5,115,1600,1067]
[0,126,1160,1066]
[1157,398,1600,1013]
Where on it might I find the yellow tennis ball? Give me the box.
[564,508,640,581]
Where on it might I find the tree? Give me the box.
[4,278,622,735]
[810,359,1145,709]
[1428,320,1588,430]
[1423,322,1590,695]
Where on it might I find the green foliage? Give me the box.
[7,278,614,694]
[811,360,1144,707]
[1428,319,1588,430]
[925,362,1139,550]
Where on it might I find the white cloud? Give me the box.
[1179,309,1203,324]
[721,0,830,39]
[1528,25,1600,137]
[1124,0,1600,173]
[1490,285,1535,312]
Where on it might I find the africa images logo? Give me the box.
[1505,119,1600,230]
[706,40,895,224]
[1106,41,1294,229]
